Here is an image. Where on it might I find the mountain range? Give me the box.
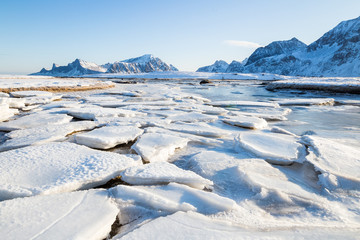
[32,54,178,77]
[197,16,360,77]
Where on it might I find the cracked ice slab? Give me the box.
[0,189,119,240]
[131,132,189,163]
[120,162,213,189]
[235,131,306,165]
[0,121,96,151]
[207,100,280,108]
[110,182,237,214]
[0,142,141,200]
[274,98,335,106]
[223,115,268,130]
[115,211,359,240]
[75,125,144,149]
[0,113,73,131]
[303,135,360,190]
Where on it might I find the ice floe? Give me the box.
[167,112,218,123]
[303,135,360,190]
[67,107,145,120]
[0,121,96,151]
[131,132,189,163]
[0,142,141,200]
[0,104,18,122]
[0,113,73,131]
[10,90,54,98]
[0,97,26,108]
[115,211,359,240]
[208,100,279,108]
[223,115,268,129]
[164,122,229,137]
[110,182,237,214]
[120,162,213,189]
[0,189,118,240]
[75,125,143,149]
[274,98,335,106]
[235,131,306,165]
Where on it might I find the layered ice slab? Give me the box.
[75,125,144,149]
[0,113,72,131]
[303,135,360,190]
[0,103,18,122]
[110,183,237,214]
[164,122,229,138]
[131,132,189,163]
[0,121,96,151]
[236,131,306,165]
[0,142,141,200]
[275,98,335,106]
[116,211,359,240]
[223,115,268,129]
[0,190,118,240]
[10,90,55,98]
[67,107,145,120]
[120,162,213,189]
[208,100,280,108]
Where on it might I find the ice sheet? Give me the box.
[121,162,213,189]
[0,189,118,240]
[75,125,144,149]
[0,142,141,200]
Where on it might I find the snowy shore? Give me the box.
[0,75,360,239]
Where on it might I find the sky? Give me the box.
[1,0,360,74]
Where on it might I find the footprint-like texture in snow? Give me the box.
[0,142,141,200]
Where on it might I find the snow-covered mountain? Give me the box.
[106,54,178,73]
[197,16,360,77]
[32,54,178,76]
[32,59,107,76]
[196,60,229,73]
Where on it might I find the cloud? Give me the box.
[223,40,262,48]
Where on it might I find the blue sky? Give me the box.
[1,0,359,74]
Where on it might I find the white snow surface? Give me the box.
[223,115,268,129]
[110,182,237,214]
[116,211,359,240]
[120,162,213,189]
[0,113,73,131]
[131,132,189,163]
[303,135,360,190]
[0,142,141,200]
[75,125,144,149]
[236,131,306,165]
[0,189,118,240]
[0,121,96,151]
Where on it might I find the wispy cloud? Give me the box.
[223,40,262,48]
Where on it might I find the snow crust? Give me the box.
[223,115,268,129]
[120,162,213,189]
[110,183,237,214]
[0,142,141,200]
[0,113,73,131]
[75,125,143,149]
[236,131,306,165]
[132,132,189,163]
[0,189,118,240]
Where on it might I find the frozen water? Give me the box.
[131,132,189,162]
[110,182,237,214]
[223,115,268,129]
[0,189,118,240]
[0,121,96,151]
[164,122,229,137]
[10,90,54,98]
[275,98,335,106]
[121,162,213,189]
[0,113,72,131]
[75,125,144,149]
[208,100,280,108]
[236,131,306,165]
[303,135,360,190]
[0,142,141,200]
